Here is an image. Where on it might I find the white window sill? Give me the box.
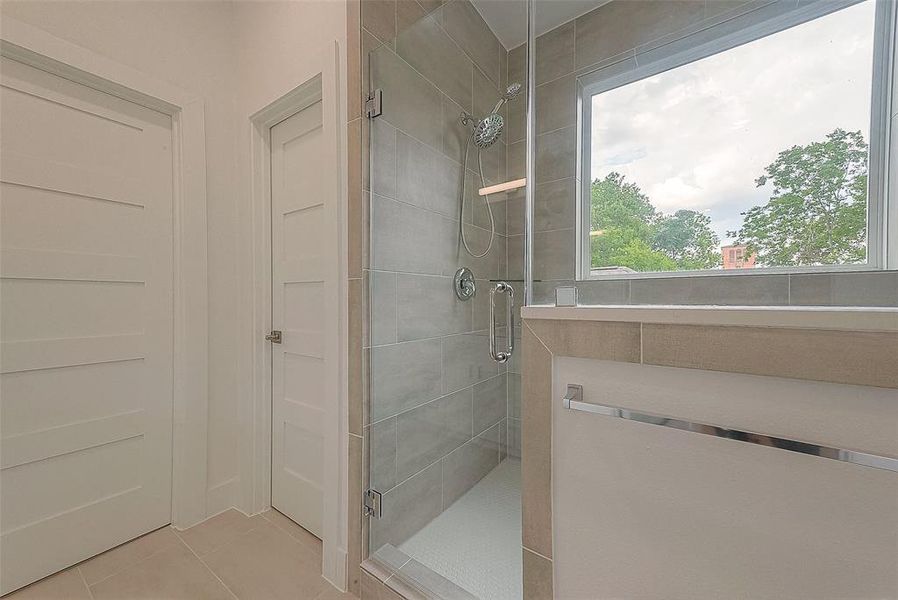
[521,305,898,332]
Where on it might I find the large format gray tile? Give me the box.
[575,0,704,71]
[362,0,396,45]
[575,279,631,305]
[508,417,522,458]
[530,280,569,305]
[371,338,443,421]
[642,324,898,389]
[396,0,427,36]
[371,45,443,150]
[441,0,503,86]
[361,570,405,600]
[396,14,473,111]
[441,94,468,162]
[536,74,576,135]
[506,139,525,180]
[349,122,365,280]
[506,234,523,281]
[396,132,463,218]
[473,64,501,121]
[370,416,398,491]
[535,125,576,182]
[522,548,553,600]
[533,228,576,280]
[507,177,576,236]
[789,271,898,307]
[368,544,412,579]
[521,325,553,559]
[508,43,527,90]
[466,170,507,233]
[536,21,575,85]
[371,194,454,275]
[442,332,499,393]
[470,279,496,331]
[507,372,521,419]
[445,221,503,280]
[526,318,641,363]
[370,271,397,346]
[396,388,473,480]
[442,424,500,507]
[396,274,473,341]
[630,273,789,305]
[500,416,509,460]
[371,461,443,549]
[476,136,505,187]
[506,45,527,145]
[473,374,507,435]
[370,118,397,199]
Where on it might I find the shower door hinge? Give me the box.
[363,489,382,518]
[365,89,383,119]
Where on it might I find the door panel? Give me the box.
[0,57,174,594]
[270,101,328,538]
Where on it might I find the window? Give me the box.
[579,0,895,279]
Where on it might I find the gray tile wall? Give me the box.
[364,0,514,552]
[508,0,898,310]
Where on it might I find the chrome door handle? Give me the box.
[489,282,514,363]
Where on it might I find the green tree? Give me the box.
[729,128,868,266]
[654,210,721,270]
[589,173,720,272]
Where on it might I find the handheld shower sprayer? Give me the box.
[491,82,523,114]
[458,83,522,259]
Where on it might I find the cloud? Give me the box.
[589,0,875,246]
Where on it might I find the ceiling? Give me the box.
[469,0,611,49]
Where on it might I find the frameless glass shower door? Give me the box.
[363,2,525,597]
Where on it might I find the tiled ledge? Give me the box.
[521,305,898,332]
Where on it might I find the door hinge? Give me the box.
[364,489,382,518]
[265,330,282,344]
[365,89,383,119]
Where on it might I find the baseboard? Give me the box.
[205,476,241,517]
[323,542,348,592]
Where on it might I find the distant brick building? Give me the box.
[721,244,756,269]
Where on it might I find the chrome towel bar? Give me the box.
[561,384,898,473]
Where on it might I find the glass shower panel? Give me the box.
[364,1,525,598]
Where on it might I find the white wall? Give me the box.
[552,357,898,599]
[1,0,349,518]
[230,0,348,516]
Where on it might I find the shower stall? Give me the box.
[363,2,527,597]
[360,0,897,597]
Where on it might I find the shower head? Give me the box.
[490,81,523,114]
[462,82,523,149]
[504,82,523,100]
[472,113,504,148]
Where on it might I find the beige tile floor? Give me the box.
[6,509,356,600]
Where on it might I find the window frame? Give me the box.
[576,0,897,281]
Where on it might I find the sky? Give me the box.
[590,0,876,248]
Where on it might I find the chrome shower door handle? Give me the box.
[489,282,514,363]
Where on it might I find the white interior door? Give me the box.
[0,57,174,594]
[270,100,333,538]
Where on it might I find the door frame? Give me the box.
[0,17,210,530]
[243,41,348,589]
